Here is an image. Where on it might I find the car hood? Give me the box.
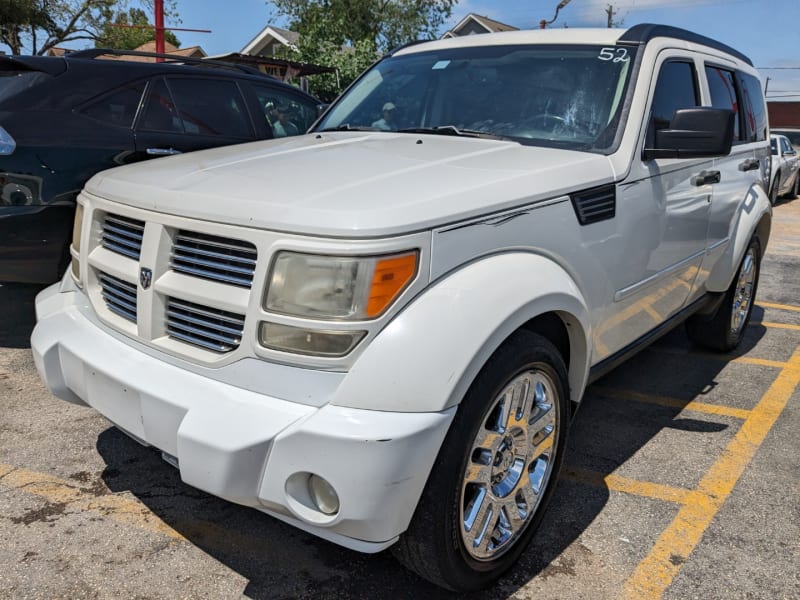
[85,132,616,237]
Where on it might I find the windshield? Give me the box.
[316,44,638,152]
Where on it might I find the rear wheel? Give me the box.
[392,330,569,591]
[686,237,761,352]
[769,173,780,205]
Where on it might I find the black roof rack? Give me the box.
[618,24,753,67]
[65,48,265,76]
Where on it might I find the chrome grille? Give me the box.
[171,231,257,288]
[98,272,137,323]
[166,298,245,353]
[101,214,145,260]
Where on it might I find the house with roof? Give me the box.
[440,13,518,38]
[240,26,300,58]
[47,41,206,61]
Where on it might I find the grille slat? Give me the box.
[98,272,137,323]
[101,214,145,260]
[171,230,257,288]
[165,298,244,353]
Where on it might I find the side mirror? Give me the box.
[643,107,735,160]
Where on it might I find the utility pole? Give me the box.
[605,4,618,28]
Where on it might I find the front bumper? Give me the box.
[31,282,455,552]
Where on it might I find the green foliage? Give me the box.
[0,0,180,56]
[96,7,179,50]
[269,0,456,100]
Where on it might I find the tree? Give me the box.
[96,7,179,50]
[0,0,180,56]
[268,0,457,100]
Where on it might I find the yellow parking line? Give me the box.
[623,344,800,599]
[562,466,704,506]
[591,386,753,420]
[759,321,800,332]
[758,301,800,313]
[647,345,787,369]
[0,464,185,542]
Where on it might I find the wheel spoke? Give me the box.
[472,501,502,555]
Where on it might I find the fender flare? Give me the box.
[331,253,592,413]
[706,183,772,292]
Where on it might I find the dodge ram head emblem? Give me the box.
[139,267,152,289]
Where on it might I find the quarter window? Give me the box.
[705,66,742,141]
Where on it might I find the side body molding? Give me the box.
[332,253,592,413]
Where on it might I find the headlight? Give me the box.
[0,126,15,155]
[264,251,418,320]
[70,203,84,281]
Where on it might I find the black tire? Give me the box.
[685,237,761,352]
[788,173,799,200]
[769,173,780,205]
[392,330,570,591]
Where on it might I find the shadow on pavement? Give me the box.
[96,319,767,599]
[0,282,47,349]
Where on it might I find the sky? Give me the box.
[6,0,800,100]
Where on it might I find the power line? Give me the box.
[757,67,800,70]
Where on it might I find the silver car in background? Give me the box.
[769,133,800,203]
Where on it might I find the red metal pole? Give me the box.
[155,0,165,59]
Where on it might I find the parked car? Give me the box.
[771,127,800,150]
[33,25,771,591]
[769,133,800,203]
[0,49,320,284]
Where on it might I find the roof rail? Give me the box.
[64,48,265,76]
[619,24,753,67]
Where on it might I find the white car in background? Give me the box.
[769,133,799,203]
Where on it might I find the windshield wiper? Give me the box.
[397,125,512,141]
[318,124,379,132]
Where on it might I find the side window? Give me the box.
[80,82,146,128]
[648,61,698,142]
[781,137,793,154]
[167,78,254,138]
[140,78,183,133]
[771,138,778,155]
[739,73,767,142]
[252,85,317,138]
[705,66,742,141]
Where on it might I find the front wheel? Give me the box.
[769,173,780,205]
[686,237,761,352]
[392,330,569,591]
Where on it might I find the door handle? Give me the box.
[146,147,182,156]
[691,170,721,186]
[738,158,760,172]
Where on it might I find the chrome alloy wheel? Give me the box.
[460,369,559,561]
[730,246,757,336]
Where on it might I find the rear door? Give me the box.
[133,77,257,158]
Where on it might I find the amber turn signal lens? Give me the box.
[366,253,417,317]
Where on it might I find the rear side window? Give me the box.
[168,78,253,138]
[739,73,767,142]
[80,82,146,128]
[140,78,183,133]
[705,66,742,141]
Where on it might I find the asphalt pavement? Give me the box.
[1,198,799,599]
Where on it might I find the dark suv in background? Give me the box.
[0,50,320,283]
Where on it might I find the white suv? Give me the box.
[32,24,771,591]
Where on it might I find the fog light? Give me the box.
[308,474,339,515]
[259,321,365,357]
